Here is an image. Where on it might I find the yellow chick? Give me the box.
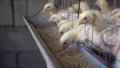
[49,12,78,27]
[96,0,110,13]
[72,1,90,13]
[43,3,58,15]
[67,7,76,13]
[60,25,88,50]
[58,20,73,34]
[78,10,106,33]
[77,10,111,52]
[48,14,65,23]
[109,9,120,25]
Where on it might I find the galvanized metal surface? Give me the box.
[24,17,61,68]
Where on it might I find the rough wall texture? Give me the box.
[0,0,13,26]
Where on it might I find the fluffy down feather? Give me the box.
[96,0,110,13]
[72,1,90,13]
[109,9,120,25]
[78,10,107,33]
[60,25,88,50]
[67,7,76,13]
[58,20,73,34]
[77,10,111,52]
[43,3,58,15]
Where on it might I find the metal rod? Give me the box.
[10,0,15,27]
[77,0,81,18]
[25,0,28,16]
[16,52,20,68]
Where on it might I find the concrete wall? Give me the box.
[0,0,48,68]
[0,0,47,27]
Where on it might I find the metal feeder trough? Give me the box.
[23,1,116,68]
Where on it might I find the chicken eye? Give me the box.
[47,6,50,8]
[53,17,55,19]
[118,16,120,18]
[114,12,117,14]
[63,42,67,45]
[84,17,87,20]
[96,0,99,3]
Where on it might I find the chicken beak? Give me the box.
[78,19,83,25]
[109,15,115,21]
[95,1,98,5]
[108,12,115,21]
[61,44,68,50]
[48,18,52,22]
[113,40,120,54]
[57,25,60,28]
[43,7,47,13]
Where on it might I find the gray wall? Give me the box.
[0,0,47,68]
[0,0,45,27]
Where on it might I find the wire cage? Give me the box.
[24,0,120,68]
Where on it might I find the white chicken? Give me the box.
[103,9,120,45]
[77,10,111,52]
[113,34,120,68]
[97,8,120,67]
[102,26,120,47]
[96,0,110,13]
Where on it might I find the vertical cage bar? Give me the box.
[77,0,81,18]
[10,0,15,27]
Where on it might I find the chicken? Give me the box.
[43,3,78,17]
[96,0,110,13]
[78,10,106,33]
[113,50,120,68]
[77,10,111,52]
[109,8,120,17]
[48,11,78,27]
[49,14,65,23]
[60,25,88,50]
[67,7,76,13]
[109,9,120,25]
[72,1,90,13]
[95,0,120,26]
[58,20,73,34]
[113,37,120,68]
[102,26,120,46]
[43,3,58,15]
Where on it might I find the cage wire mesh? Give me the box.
[36,0,120,68]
